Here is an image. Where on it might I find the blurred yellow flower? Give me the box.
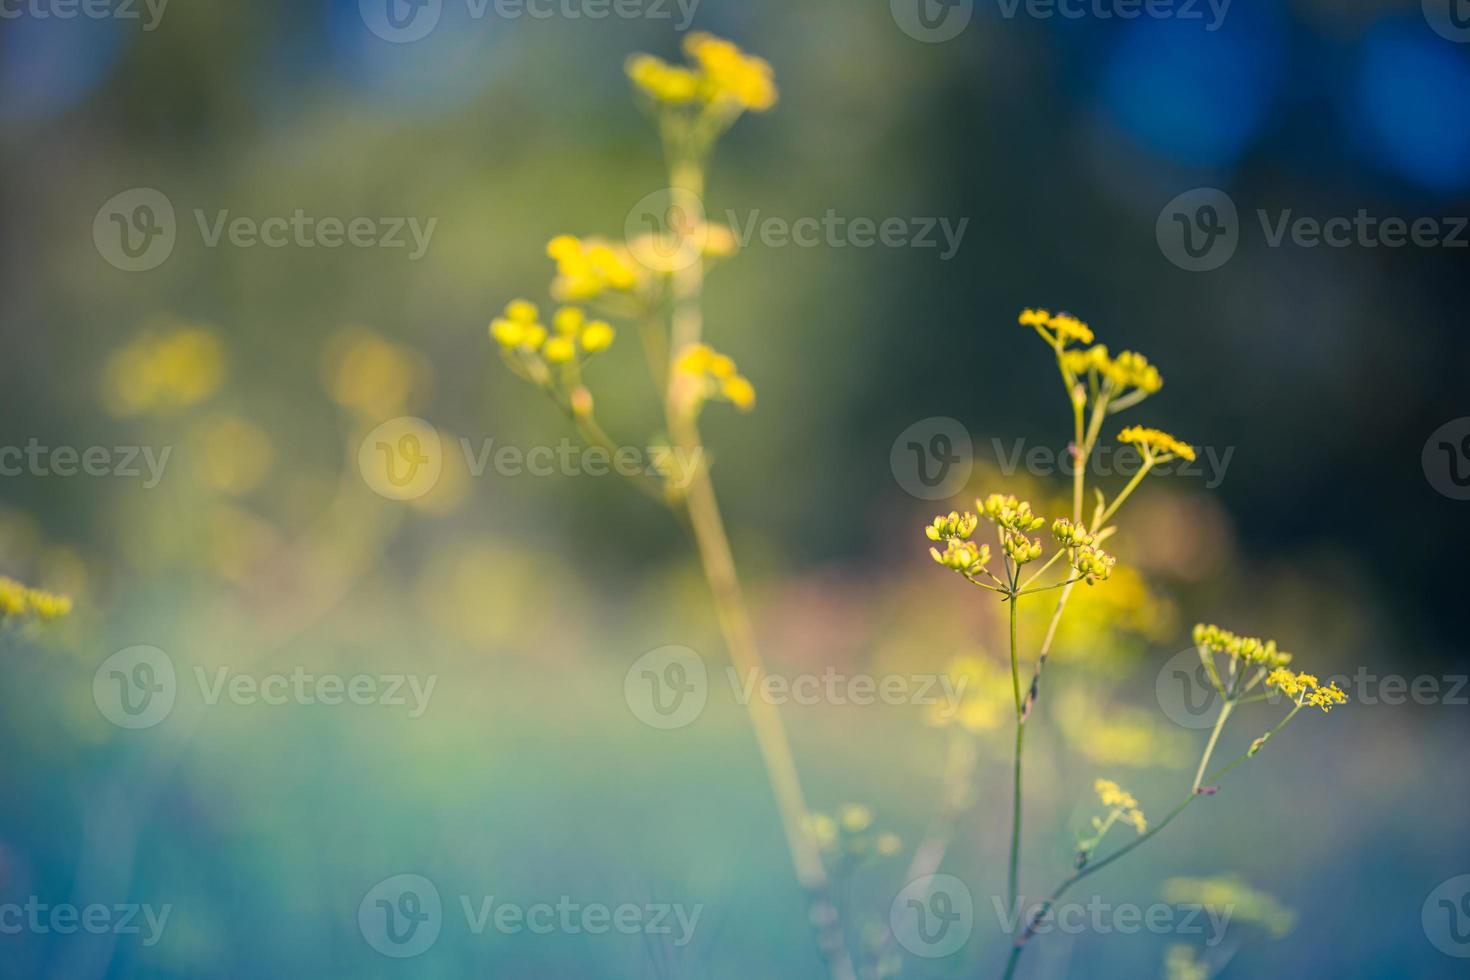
[673,343,755,414]
[0,576,72,621]
[321,329,431,421]
[684,32,778,111]
[547,235,640,301]
[102,324,225,417]
[628,34,778,113]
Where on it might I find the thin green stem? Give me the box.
[999,702,1306,979]
[1006,588,1023,912]
[1192,700,1234,793]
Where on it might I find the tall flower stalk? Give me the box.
[924,310,1346,978]
[489,35,854,979]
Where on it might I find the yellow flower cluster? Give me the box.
[546,235,640,302]
[673,343,755,411]
[1118,426,1196,462]
[930,538,991,575]
[1266,668,1347,712]
[1161,875,1297,938]
[1192,624,1294,669]
[1070,543,1117,585]
[1020,308,1094,348]
[1061,345,1164,396]
[1050,518,1095,548]
[982,493,1046,533]
[628,33,778,112]
[1094,778,1148,833]
[926,511,979,542]
[491,300,615,365]
[0,576,72,622]
[102,326,225,417]
[1048,517,1115,583]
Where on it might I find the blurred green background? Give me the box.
[1,0,1469,976]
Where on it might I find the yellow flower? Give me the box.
[804,813,838,851]
[1070,543,1116,585]
[625,54,701,104]
[1094,778,1147,834]
[876,832,903,857]
[926,511,979,542]
[931,539,991,575]
[683,32,778,111]
[0,576,72,622]
[1020,308,1094,348]
[980,494,1046,533]
[579,320,615,354]
[839,804,874,833]
[1193,624,1293,668]
[721,375,756,411]
[553,307,585,336]
[1094,778,1137,811]
[542,336,576,365]
[1051,518,1094,548]
[505,299,539,323]
[546,236,640,301]
[102,325,226,417]
[675,344,755,412]
[1304,682,1347,712]
[490,318,525,349]
[1118,426,1196,462]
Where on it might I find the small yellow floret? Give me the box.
[580,321,615,354]
[1118,426,1196,462]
